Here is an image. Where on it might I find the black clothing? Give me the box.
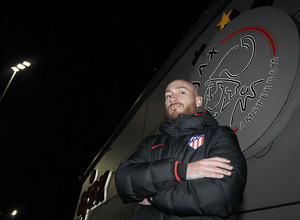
[115,111,247,219]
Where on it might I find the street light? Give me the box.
[0,61,31,104]
[11,210,17,219]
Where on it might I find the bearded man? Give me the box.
[115,79,247,220]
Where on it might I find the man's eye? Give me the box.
[166,95,171,99]
[179,91,186,95]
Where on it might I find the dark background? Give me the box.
[0,1,212,219]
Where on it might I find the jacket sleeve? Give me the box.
[115,136,179,203]
[151,127,247,218]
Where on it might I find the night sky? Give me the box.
[0,1,212,219]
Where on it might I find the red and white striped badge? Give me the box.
[188,135,204,150]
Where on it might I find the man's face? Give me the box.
[165,80,202,120]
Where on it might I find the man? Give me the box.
[115,79,247,219]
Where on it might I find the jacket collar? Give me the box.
[159,110,219,136]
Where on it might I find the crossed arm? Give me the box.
[115,128,247,217]
[138,157,233,205]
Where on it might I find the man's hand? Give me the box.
[186,157,233,180]
[138,198,152,205]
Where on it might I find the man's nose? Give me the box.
[170,95,178,103]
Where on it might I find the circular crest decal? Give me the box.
[190,7,300,158]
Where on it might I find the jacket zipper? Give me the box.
[171,122,179,157]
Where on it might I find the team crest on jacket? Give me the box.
[188,135,205,150]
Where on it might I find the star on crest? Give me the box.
[216,9,233,30]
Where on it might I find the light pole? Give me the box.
[0,61,31,104]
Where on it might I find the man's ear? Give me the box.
[196,96,203,107]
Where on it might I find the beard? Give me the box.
[166,102,196,120]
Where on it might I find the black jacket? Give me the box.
[115,111,247,219]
